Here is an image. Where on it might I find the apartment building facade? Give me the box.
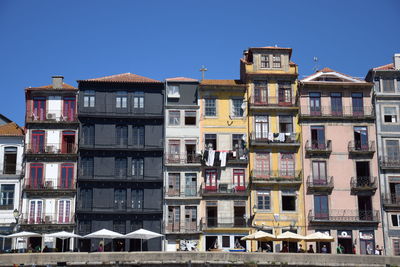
[163,77,201,251]
[21,76,78,251]
[0,115,24,251]
[241,47,304,252]
[76,73,164,251]
[366,54,400,256]
[300,68,383,254]
[199,79,250,251]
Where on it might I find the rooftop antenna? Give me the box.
[200,65,208,80]
[313,57,319,72]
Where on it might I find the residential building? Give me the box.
[163,77,201,251]
[241,46,304,252]
[366,54,400,256]
[0,115,24,251]
[76,73,164,251]
[300,68,383,254]
[21,76,78,251]
[198,79,250,251]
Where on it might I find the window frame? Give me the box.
[0,184,15,209]
[391,213,400,227]
[204,98,217,117]
[167,85,180,98]
[115,91,128,109]
[257,191,271,211]
[382,105,399,125]
[3,146,17,175]
[83,90,95,108]
[272,54,281,68]
[231,98,244,118]
[184,110,197,126]
[168,110,181,126]
[133,92,144,109]
[281,190,297,212]
[260,54,270,69]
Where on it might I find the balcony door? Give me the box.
[386,140,400,162]
[185,173,197,197]
[29,200,43,224]
[58,199,71,223]
[356,161,370,187]
[255,116,268,139]
[358,196,373,221]
[168,140,180,163]
[311,126,325,149]
[33,97,46,120]
[185,206,197,231]
[354,127,368,150]
[31,130,45,153]
[206,205,217,227]
[29,163,43,189]
[312,161,327,185]
[63,97,76,121]
[309,93,321,115]
[352,93,364,116]
[278,82,292,105]
[60,163,74,189]
[330,93,343,115]
[168,173,180,196]
[168,206,180,232]
[114,189,126,210]
[205,169,217,190]
[280,153,295,177]
[62,131,75,153]
[314,195,329,220]
[255,153,270,178]
[233,169,245,191]
[254,81,268,104]
[185,141,196,163]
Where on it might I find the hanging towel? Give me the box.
[268,132,274,142]
[220,151,227,167]
[278,133,285,142]
[207,150,215,166]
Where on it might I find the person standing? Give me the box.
[297,244,305,253]
[321,245,328,253]
[366,242,373,255]
[375,245,382,255]
[307,244,315,253]
[336,244,343,254]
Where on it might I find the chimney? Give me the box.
[52,75,64,89]
[394,54,400,70]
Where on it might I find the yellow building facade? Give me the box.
[241,47,305,252]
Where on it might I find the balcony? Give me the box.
[379,156,400,170]
[251,170,302,185]
[248,96,298,110]
[165,222,201,234]
[79,104,164,118]
[308,209,380,224]
[25,143,77,156]
[26,110,78,123]
[350,177,377,194]
[23,179,76,196]
[383,194,400,211]
[299,106,374,120]
[79,139,163,151]
[348,141,375,156]
[249,132,300,148]
[202,150,248,166]
[200,216,250,229]
[164,153,201,166]
[20,213,75,225]
[164,187,201,199]
[305,140,332,157]
[306,176,334,194]
[201,183,249,197]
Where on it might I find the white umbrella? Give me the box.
[241,231,276,241]
[304,232,334,242]
[276,231,305,242]
[6,231,41,250]
[84,229,124,252]
[45,231,82,252]
[124,228,164,251]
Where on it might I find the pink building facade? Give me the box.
[299,68,383,255]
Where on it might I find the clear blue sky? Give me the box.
[1,0,399,126]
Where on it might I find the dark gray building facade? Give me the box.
[76,73,164,251]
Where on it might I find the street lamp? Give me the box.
[13,209,20,224]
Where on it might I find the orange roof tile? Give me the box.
[200,79,245,87]
[79,73,161,83]
[0,122,24,136]
[373,63,394,71]
[302,67,365,82]
[28,83,77,90]
[165,77,198,82]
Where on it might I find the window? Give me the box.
[132,158,144,177]
[312,161,327,183]
[311,126,325,149]
[29,200,43,224]
[168,140,181,159]
[82,124,94,145]
[168,110,180,126]
[132,126,144,146]
[386,140,400,160]
[232,134,244,150]
[384,107,398,123]
[58,199,71,223]
[282,190,296,211]
[114,189,126,210]
[314,195,329,219]
[255,116,268,139]
[168,173,180,196]
[309,92,321,115]
[63,97,76,121]
[391,214,400,227]
[205,169,217,190]
[116,91,127,108]
[204,134,217,150]
[79,220,91,235]
[383,79,395,92]
[0,185,14,209]
[133,92,144,109]
[394,239,400,256]
[81,157,94,177]
[260,55,270,68]
[113,220,126,234]
[185,173,197,197]
[354,126,368,150]
[79,188,92,209]
[116,125,128,146]
[279,116,293,133]
[278,82,292,104]
[184,111,196,125]
[29,163,43,189]
[3,147,17,174]
[32,97,46,120]
[131,189,143,209]
[204,98,216,117]
[222,236,230,248]
[185,206,197,231]
[255,153,270,177]
[254,81,268,104]
[330,92,343,115]
[232,99,244,117]
[60,163,74,189]
[31,130,45,153]
[233,169,245,191]
[280,153,295,177]
[115,158,127,177]
[272,54,281,68]
[257,191,270,210]
[167,85,180,98]
[168,206,180,231]
[352,92,364,115]
[83,90,95,108]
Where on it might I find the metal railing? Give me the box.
[350,176,377,190]
[306,176,334,188]
[79,104,164,116]
[26,110,77,123]
[165,222,200,233]
[20,213,75,225]
[164,186,200,198]
[383,194,400,206]
[0,204,14,210]
[305,140,332,153]
[249,95,297,107]
[25,143,77,154]
[164,153,201,164]
[251,170,302,182]
[250,132,300,144]
[201,183,249,195]
[308,209,379,223]
[348,141,375,153]
[201,216,250,229]
[300,106,374,118]
[379,156,400,169]
[24,179,76,190]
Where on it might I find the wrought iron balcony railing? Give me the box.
[164,153,201,165]
[251,170,302,184]
[249,96,297,108]
[305,140,332,156]
[26,110,78,123]
[383,194,400,208]
[350,176,377,193]
[306,176,334,193]
[348,141,375,154]
[250,132,300,146]
[164,186,201,198]
[25,143,77,154]
[300,106,374,118]
[200,216,250,229]
[20,213,75,225]
[379,156,400,169]
[201,183,249,196]
[308,209,379,223]
[23,179,76,190]
[165,222,200,233]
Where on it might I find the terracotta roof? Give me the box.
[0,122,24,136]
[249,46,292,51]
[373,63,394,71]
[28,83,77,90]
[200,79,245,87]
[301,67,365,82]
[165,77,198,82]
[78,73,161,83]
